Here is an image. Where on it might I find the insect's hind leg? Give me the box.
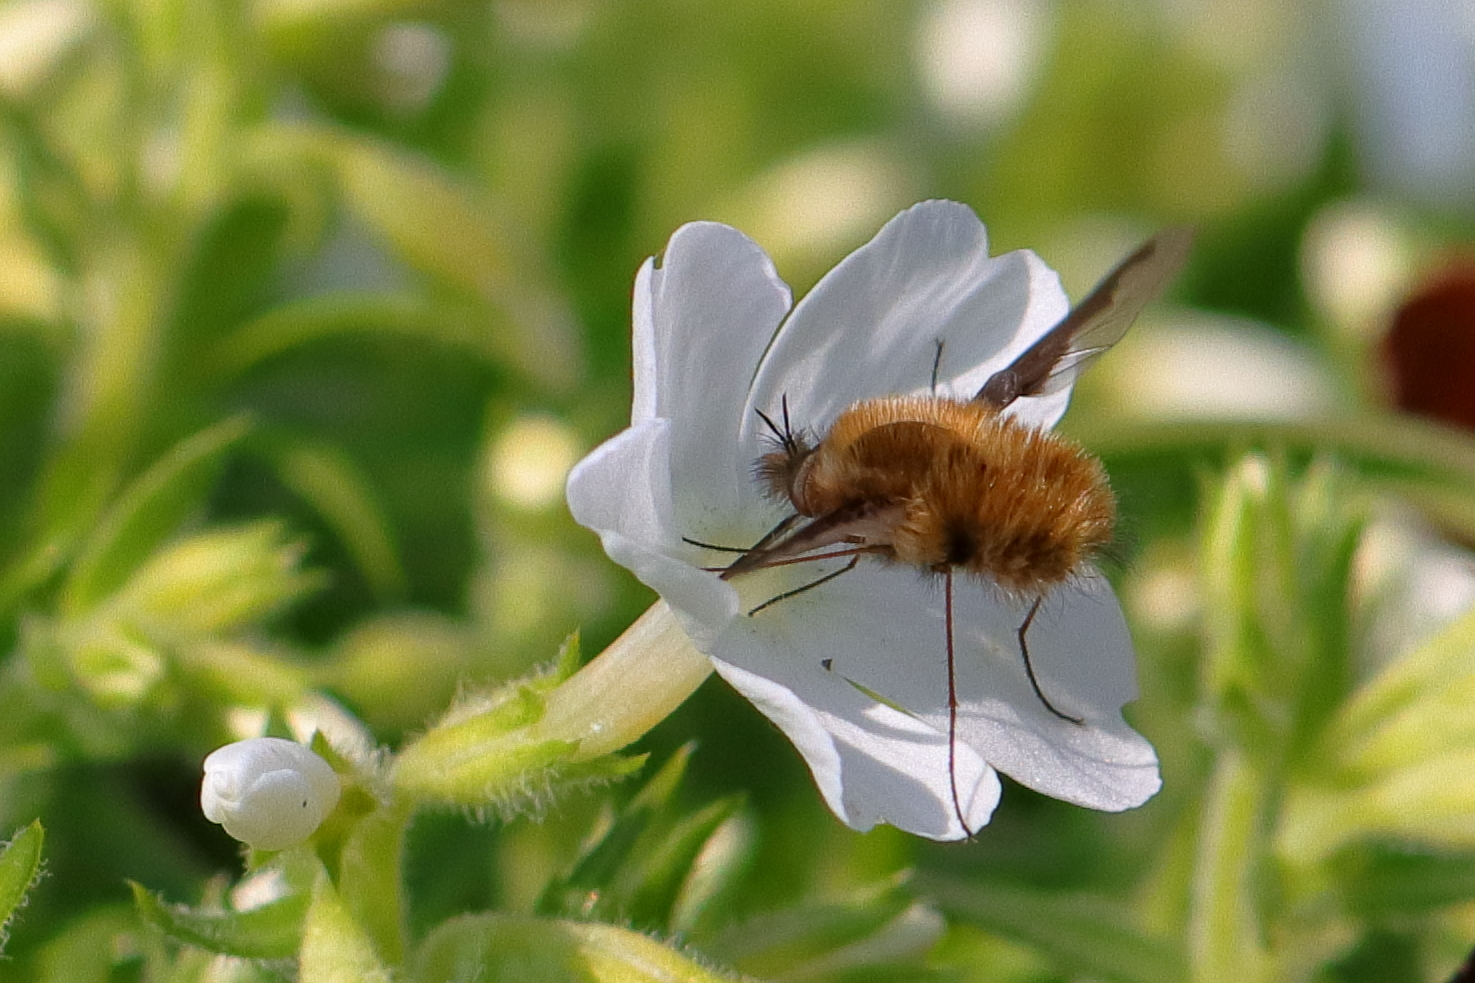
[1017,597,1083,725]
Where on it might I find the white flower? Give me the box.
[200,738,341,850]
[567,200,1160,840]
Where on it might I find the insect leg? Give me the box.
[1017,597,1082,724]
[688,515,809,574]
[945,569,974,839]
[681,536,750,553]
[747,554,859,616]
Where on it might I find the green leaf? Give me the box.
[390,608,691,816]
[412,914,735,983]
[669,810,754,938]
[1195,454,1366,768]
[28,906,146,983]
[1329,606,1475,777]
[1188,752,1273,983]
[391,721,574,810]
[553,632,582,682]
[537,746,744,932]
[619,797,743,931]
[708,877,923,976]
[1082,415,1475,543]
[249,123,581,391]
[30,235,174,578]
[919,874,1185,983]
[336,804,411,967]
[61,415,253,617]
[0,379,244,618]
[1283,461,1365,751]
[0,100,89,272]
[209,292,500,381]
[719,890,946,983]
[301,869,393,982]
[117,521,323,635]
[1285,750,1475,860]
[323,136,515,299]
[261,437,407,601]
[1328,842,1475,917]
[130,880,309,960]
[0,820,44,950]
[537,745,692,918]
[1197,453,1288,754]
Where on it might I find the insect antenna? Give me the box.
[755,394,800,456]
[930,339,945,394]
[1017,597,1082,724]
[754,406,786,446]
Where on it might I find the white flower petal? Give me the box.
[711,656,1001,840]
[745,200,1070,444]
[939,248,1079,431]
[946,571,1160,809]
[633,221,793,521]
[201,737,340,851]
[711,562,1156,819]
[566,421,738,645]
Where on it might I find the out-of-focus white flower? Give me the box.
[1094,312,1339,421]
[200,738,340,851]
[486,414,584,510]
[0,0,93,99]
[1300,200,1415,341]
[1354,506,1475,670]
[722,140,912,275]
[567,201,1159,841]
[371,22,452,115]
[915,0,1051,130]
[1340,0,1475,208]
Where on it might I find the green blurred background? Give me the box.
[2,0,1475,979]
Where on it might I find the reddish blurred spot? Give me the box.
[1384,264,1475,429]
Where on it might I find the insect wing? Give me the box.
[976,226,1195,409]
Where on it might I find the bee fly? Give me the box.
[714,226,1193,835]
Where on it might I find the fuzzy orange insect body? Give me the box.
[733,225,1195,596]
[759,396,1115,594]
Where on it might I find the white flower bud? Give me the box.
[200,738,340,851]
